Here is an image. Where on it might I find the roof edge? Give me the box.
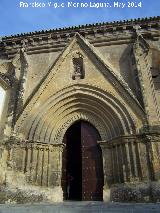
[2,16,160,40]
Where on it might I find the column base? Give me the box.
[103,187,111,202]
[109,181,160,202]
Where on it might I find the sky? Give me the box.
[0,0,159,117]
[0,0,159,37]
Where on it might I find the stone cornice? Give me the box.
[6,137,65,151]
[98,131,160,148]
[98,135,137,147]
[0,16,160,58]
[2,16,160,40]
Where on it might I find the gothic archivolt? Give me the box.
[15,83,141,144]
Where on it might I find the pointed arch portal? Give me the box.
[61,120,104,201]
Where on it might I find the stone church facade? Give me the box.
[0,16,160,203]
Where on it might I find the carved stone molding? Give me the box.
[0,72,12,88]
[53,112,106,143]
[1,16,159,59]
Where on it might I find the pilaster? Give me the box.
[12,48,28,119]
[143,133,160,181]
[133,33,160,126]
[98,141,112,202]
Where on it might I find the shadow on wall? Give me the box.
[119,45,134,90]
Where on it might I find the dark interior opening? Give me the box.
[61,120,104,201]
[65,121,82,200]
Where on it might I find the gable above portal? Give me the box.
[15,33,146,138]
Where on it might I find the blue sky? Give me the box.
[0,0,159,37]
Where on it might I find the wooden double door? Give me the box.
[62,121,104,201]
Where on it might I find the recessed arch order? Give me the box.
[19,84,136,143]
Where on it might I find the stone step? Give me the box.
[0,202,160,213]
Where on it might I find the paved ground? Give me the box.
[0,202,160,213]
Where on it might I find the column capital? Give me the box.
[98,141,110,149]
